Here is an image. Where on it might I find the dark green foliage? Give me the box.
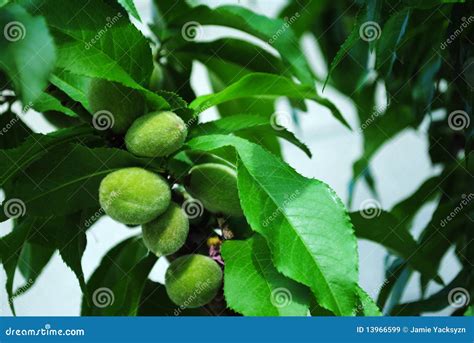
[0,0,470,317]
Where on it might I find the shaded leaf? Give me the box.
[167,5,314,85]
[350,211,439,280]
[0,145,157,221]
[82,236,156,316]
[0,125,97,188]
[0,3,56,104]
[117,0,141,21]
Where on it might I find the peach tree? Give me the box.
[0,0,471,316]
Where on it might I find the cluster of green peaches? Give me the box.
[88,79,242,308]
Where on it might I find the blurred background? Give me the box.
[0,0,458,316]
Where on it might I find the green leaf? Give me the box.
[82,236,156,316]
[356,286,382,316]
[391,269,472,315]
[0,145,157,221]
[26,0,168,109]
[205,58,283,157]
[390,176,441,222]
[17,242,54,294]
[33,92,78,117]
[353,105,415,181]
[117,0,141,21]
[0,3,56,104]
[0,218,34,314]
[350,211,439,280]
[222,234,311,316]
[26,213,90,295]
[465,306,474,316]
[190,115,311,158]
[323,13,362,90]
[174,38,284,76]
[376,9,411,77]
[0,125,97,188]
[167,5,314,85]
[50,70,92,112]
[190,73,350,130]
[186,135,358,316]
[0,109,32,149]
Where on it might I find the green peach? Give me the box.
[165,254,222,307]
[88,79,145,133]
[187,163,243,217]
[125,111,187,157]
[142,202,189,256]
[99,167,171,225]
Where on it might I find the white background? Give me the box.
[0,0,458,316]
